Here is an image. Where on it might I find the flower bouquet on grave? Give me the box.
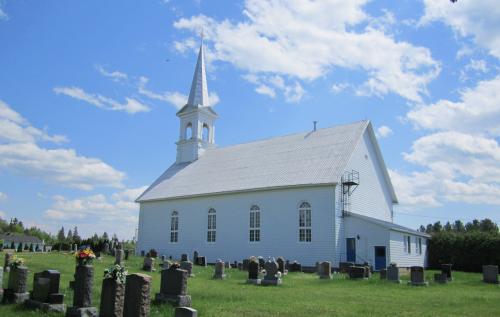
[104,264,128,284]
[75,247,96,266]
[9,255,25,269]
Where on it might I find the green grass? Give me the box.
[1,251,499,316]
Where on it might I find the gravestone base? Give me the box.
[213,274,226,280]
[434,273,449,284]
[261,278,282,286]
[175,306,198,317]
[407,281,428,286]
[246,278,261,285]
[65,306,98,317]
[3,289,30,304]
[25,299,66,313]
[155,293,192,307]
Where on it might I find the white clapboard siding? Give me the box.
[137,186,336,266]
[343,216,390,265]
[389,231,427,267]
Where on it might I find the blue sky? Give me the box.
[1,0,499,239]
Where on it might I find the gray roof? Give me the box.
[0,233,43,243]
[348,212,430,237]
[138,120,381,202]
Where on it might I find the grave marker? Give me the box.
[155,266,192,307]
[261,259,282,286]
[5,265,30,304]
[99,277,125,317]
[482,265,499,284]
[319,261,332,279]
[123,273,152,317]
[407,266,428,286]
[65,265,98,316]
[246,258,261,285]
[213,260,226,280]
[25,270,65,313]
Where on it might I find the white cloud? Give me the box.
[44,186,147,239]
[95,65,128,82]
[174,0,440,102]
[138,76,219,108]
[0,4,8,21]
[0,100,68,144]
[421,0,500,59]
[242,74,305,102]
[0,100,125,190]
[390,169,441,210]
[376,125,393,138]
[331,83,349,94]
[255,85,276,98]
[54,86,150,114]
[0,211,7,219]
[0,192,7,202]
[407,76,500,136]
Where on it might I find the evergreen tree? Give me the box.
[479,218,498,233]
[67,229,73,242]
[425,224,433,234]
[57,227,65,242]
[465,219,480,231]
[17,243,23,252]
[73,226,81,243]
[419,225,426,232]
[432,221,442,233]
[444,221,452,231]
[102,232,109,241]
[453,220,465,232]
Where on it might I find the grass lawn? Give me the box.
[1,251,499,317]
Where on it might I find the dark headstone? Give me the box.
[155,267,191,307]
[66,265,98,316]
[175,307,198,317]
[197,256,207,267]
[115,249,124,265]
[408,266,428,286]
[25,270,66,313]
[482,265,499,284]
[319,261,332,279]
[261,259,282,286]
[441,264,453,281]
[339,262,354,274]
[242,259,250,271]
[124,249,130,260]
[193,251,198,264]
[289,261,302,272]
[99,277,125,317]
[348,266,367,279]
[181,254,188,262]
[387,265,401,283]
[140,250,145,257]
[276,257,286,275]
[123,274,151,317]
[32,277,51,302]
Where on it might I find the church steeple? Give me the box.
[175,39,218,164]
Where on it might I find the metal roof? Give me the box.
[187,40,209,107]
[0,233,44,243]
[348,212,430,237]
[137,120,371,202]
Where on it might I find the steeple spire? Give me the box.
[187,35,209,107]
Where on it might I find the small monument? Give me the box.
[261,259,282,286]
[276,257,287,275]
[181,254,189,262]
[115,249,124,265]
[289,261,302,272]
[387,263,401,283]
[441,264,453,281]
[407,266,428,286]
[66,265,98,316]
[4,264,30,303]
[25,270,65,313]
[196,256,207,267]
[213,260,226,280]
[142,256,155,272]
[482,265,499,284]
[180,261,194,277]
[319,261,332,279]
[348,266,367,279]
[155,265,192,307]
[246,257,261,285]
[123,273,152,317]
[99,271,126,317]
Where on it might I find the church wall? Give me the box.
[344,216,390,266]
[389,231,427,268]
[343,129,394,222]
[137,185,336,266]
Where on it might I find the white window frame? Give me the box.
[404,235,411,254]
[249,205,261,242]
[170,211,179,243]
[207,208,216,243]
[298,202,312,242]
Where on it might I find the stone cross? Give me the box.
[482,265,499,284]
[155,267,192,307]
[115,249,124,265]
[319,261,332,279]
[408,266,428,286]
[123,273,152,317]
[66,265,98,316]
[213,260,226,280]
[261,259,282,286]
[100,277,125,317]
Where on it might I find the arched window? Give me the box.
[202,123,210,142]
[249,205,261,242]
[185,122,193,140]
[207,208,216,242]
[298,202,311,242]
[170,211,179,243]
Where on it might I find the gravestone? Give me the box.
[261,259,282,286]
[66,265,98,316]
[142,257,155,272]
[161,255,166,262]
[387,264,401,283]
[276,257,286,275]
[181,254,188,262]
[319,261,332,279]
[258,257,265,269]
[175,307,198,317]
[441,264,453,281]
[0,267,3,302]
[193,251,198,264]
[140,250,145,257]
[115,249,124,265]
[180,261,194,277]
[5,265,30,303]
[408,266,428,286]
[289,261,302,272]
[246,258,261,284]
[99,277,125,317]
[124,249,130,260]
[4,252,13,273]
[103,243,110,254]
[348,266,367,279]
[213,260,226,280]
[434,273,448,284]
[197,256,207,267]
[242,259,250,271]
[161,260,172,270]
[123,273,152,317]
[380,269,387,280]
[155,266,192,307]
[482,265,499,284]
[339,262,354,274]
[25,270,65,313]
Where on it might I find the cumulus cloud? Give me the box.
[0,100,125,190]
[54,86,151,114]
[420,0,500,59]
[376,125,393,138]
[95,65,128,82]
[44,186,147,239]
[407,76,500,136]
[174,0,440,102]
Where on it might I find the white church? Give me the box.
[136,42,429,270]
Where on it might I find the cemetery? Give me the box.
[0,251,499,316]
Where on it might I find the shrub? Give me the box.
[17,243,23,252]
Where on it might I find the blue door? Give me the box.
[346,238,356,262]
[374,246,386,270]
